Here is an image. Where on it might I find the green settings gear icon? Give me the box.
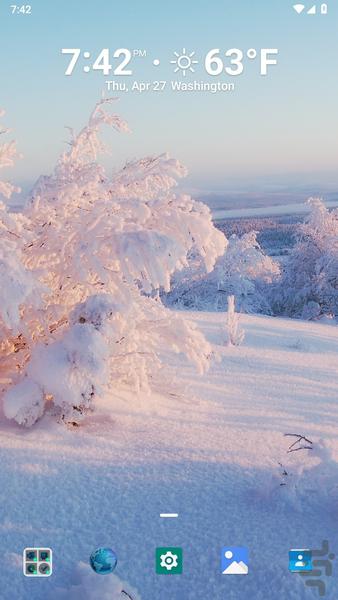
[156,547,183,574]
[160,550,178,571]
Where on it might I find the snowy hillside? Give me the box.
[1,311,337,599]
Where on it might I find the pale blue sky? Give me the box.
[0,0,337,197]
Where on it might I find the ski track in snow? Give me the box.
[0,312,338,599]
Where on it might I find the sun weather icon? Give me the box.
[170,48,198,76]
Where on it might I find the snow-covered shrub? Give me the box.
[1,100,226,426]
[274,198,338,318]
[2,379,45,427]
[226,295,244,346]
[165,230,279,314]
[216,231,280,313]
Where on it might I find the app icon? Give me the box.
[221,547,249,575]
[89,547,117,575]
[23,547,52,577]
[289,548,312,572]
[156,547,183,574]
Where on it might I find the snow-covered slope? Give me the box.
[0,312,337,599]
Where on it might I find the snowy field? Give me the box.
[1,311,337,599]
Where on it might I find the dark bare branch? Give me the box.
[287,445,313,453]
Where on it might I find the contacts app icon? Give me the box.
[289,549,312,573]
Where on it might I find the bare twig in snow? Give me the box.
[284,433,313,452]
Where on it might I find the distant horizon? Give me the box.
[6,124,338,202]
[6,137,338,208]
[8,173,338,214]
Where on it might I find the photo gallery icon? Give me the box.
[221,547,249,575]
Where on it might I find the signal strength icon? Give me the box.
[293,3,305,12]
[293,3,327,14]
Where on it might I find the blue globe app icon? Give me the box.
[90,547,117,575]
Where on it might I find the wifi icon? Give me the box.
[293,3,305,12]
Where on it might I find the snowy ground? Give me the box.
[1,312,338,599]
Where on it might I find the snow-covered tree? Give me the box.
[1,100,226,426]
[0,110,43,394]
[165,230,279,314]
[226,295,244,346]
[274,198,338,318]
[0,108,21,200]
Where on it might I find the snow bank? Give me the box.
[49,562,140,600]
